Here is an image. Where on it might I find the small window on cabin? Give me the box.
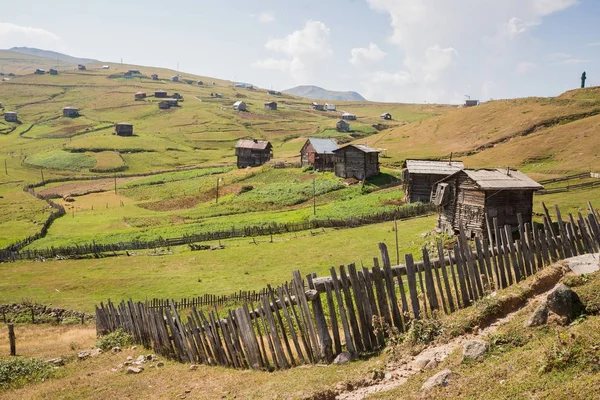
[433,183,449,206]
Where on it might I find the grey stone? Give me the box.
[412,356,431,370]
[136,355,146,363]
[424,359,438,370]
[421,369,454,391]
[78,351,91,360]
[126,366,143,374]
[157,361,165,367]
[46,358,64,366]
[462,340,489,361]
[546,284,584,324]
[111,346,122,353]
[146,354,154,361]
[189,364,198,371]
[126,356,133,361]
[333,352,352,365]
[524,302,549,327]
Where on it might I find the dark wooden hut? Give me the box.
[62,106,79,118]
[264,101,277,111]
[135,92,147,100]
[333,144,380,180]
[433,168,543,239]
[402,159,464,203]
[49,69,58,76]
[233,101,247,111]
[4,111,18,122]
[151,74,159,80]
[158,101,171,110]
[336,119,350,132]
[380,112,392,120]
[300,138,338,171]
[311,102,324,111]
[114,122,134,137]
[235,139,273,168]
[155,90,168,98]
[78,64,86,71]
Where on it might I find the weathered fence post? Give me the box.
[8,323,16,356]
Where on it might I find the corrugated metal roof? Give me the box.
[62,106,79,110]
[334,144,381,154]
[403,159,464,175]
[307,138,338,154]
[342,112,356,117]
[236,139,270,150]
[233,101,245,106]
[461,169,543,190]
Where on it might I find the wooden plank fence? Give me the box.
[96,202,600,370]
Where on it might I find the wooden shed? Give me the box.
[197,80,204,85]
[380,112,392,120]
[49,68,58,76]
[34,69,46,75]
[300,138,338,171]
[155,90,168,98]
[158,101,171,110]
[135,92,147,100]
[4,111,18,122]
[235,139,273,168]
[311,102,324,111]
[433,168,543,239]
[325,103,336,111]
[333,144,380,180]
[151,74,159,80]
[124,71,133,79]
[171,76,179,82]
[62,106,79,118]
[401,159,464,203]
[264,101,277,111]
[464,100,480,107]
[114,122,134,137]
[233,101,247,111]
[268,90,281,96]
[78,64,86,71]
[342,112,357,121]
[336,119,350,132]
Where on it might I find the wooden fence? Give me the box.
[0,203,435,262]
[95,202,600,370]
[148,289,272,311]
[537,171,600,195]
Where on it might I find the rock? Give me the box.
[126,356,133,361]
[157,361,165,367]
[424,359,438,370]
[189,364,198,371]
[131,346,137,350]
[117,363,124,369]
[78,351,91,360]
[412,356,431,370]
[421,369,454,391]
[524,302,549,327]
[371,370,385,381]
[111,346,122,353]
[136,355,146,363]
[333,352,352,365]
[546,284,584,324]
[146,354,154,361]
[462,340,489,361]
[46,358,64,366]
[126,366,143,374]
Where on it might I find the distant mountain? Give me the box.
[8,47,98,65]
[283,85,367,102]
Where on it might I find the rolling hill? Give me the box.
[283,85,367,101]
[8,47,98,65]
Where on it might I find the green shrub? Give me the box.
[538,331,581,373]
[0,358,54,389]
[96,329,133,351]
[406,313,443,345]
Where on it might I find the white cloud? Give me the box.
[253,20,332,81]
[350,43,386,67]
[553,58,590,65]
[517,61,539,74]
[366,0,579,102]
[0,22,61,49]
[258,12,275,23]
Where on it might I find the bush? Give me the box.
[538,331,581,373]
[406,313,444,345]
[96,329,133,351]
[239,185,254,193]
[0,358,54,389]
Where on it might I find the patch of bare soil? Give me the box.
[37,177,139,198]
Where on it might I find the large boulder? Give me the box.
[524,302,549,328]
[333,352,352,365]
[421,369,454,391]
[462,340,489,361]
[546,284,584,325]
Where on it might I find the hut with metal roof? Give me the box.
[78,64,86,71]
[300,138,339,171]
[342,112,357,121]
[171,76,179,82]
[155,90,168,98]
[4,111,18,122]
[336,119,350,132]
[333,144,380,180]
[135,92,147,100]
[235,139,273,168]
[401,159,464,203]
[233,101,247,111]
[151,74,159,80]
[62,106,79,118]
[433,168,543,239]
[49,68,58,76]
[311,102,324,111]
[380,112,392,120]
[114,122,134,137]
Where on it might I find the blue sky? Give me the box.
[0,0,598,103]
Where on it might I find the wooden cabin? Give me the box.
[336,119,350,132]
[235,139,273,168]
[158,101,171,110]
[433,168,543,239]
[402,159,464,203]
[135,92,147,100]
[155,90,168,98]
[49,68,58,75]
[380,112,392,120]
[233,101,247,111]
[264,101,277,111]
[333,144,380,180]
[197,80,203,85]
[268,90,281,96]
[171,76,179,82]
[78,64,86,71]
[34,69,46,75]
[151,74,159,80]
[215,93,223,98]
[124,71,133,79]
[62,106,79,118]
[300,138,338,171]
[325,103,336,111]
[464,100,480,107]
[172,93,183,100]
[342,112,357,121]
[114,122,134,137]
[311,102,324,111]
[4,111,18,122]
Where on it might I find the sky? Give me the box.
[0,0,599,103]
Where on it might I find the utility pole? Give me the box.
[114,174,117,195]
[4,159,7,175]
[313,178,316,216]
[40,168,45,185]
[216,178,220,204]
